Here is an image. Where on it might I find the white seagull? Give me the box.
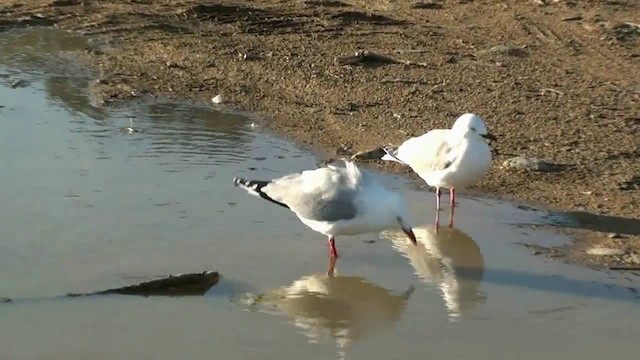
[381,113,496,228]
[233,161,417,270]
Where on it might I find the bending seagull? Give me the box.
[233,161,417,262]
[381,113,496,229]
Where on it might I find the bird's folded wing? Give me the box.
[396,130,457,172]
[263,167,358,222]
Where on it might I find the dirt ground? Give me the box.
[1,0,639,270]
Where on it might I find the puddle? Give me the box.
[1,28,638,360]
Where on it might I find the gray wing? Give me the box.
[262,165,359,222]
[294,188,358,222]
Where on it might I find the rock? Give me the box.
[482,45,529,57]
[608,233,624,239]
[351,147,386,161]
[611,22,640,42]
[629,254,640,264]
[502,157,563,172]
[412,2,444,9]
[562,16,583,22]
[10,79,29,89]
[533,0,560,5]
[336,143,353,155]
[619,175,640,191]
[586,247,626,256]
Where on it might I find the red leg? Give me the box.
[327,256,337,277]
[435,187,442,231]
[328,236,339,258]
[450,188,456,208]
[449,188,455,228]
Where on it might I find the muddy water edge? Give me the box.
[0,27,639,360]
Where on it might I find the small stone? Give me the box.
[562,15,583,22]
[501,157,562,172]
[629,253,640,264]
[619,175,640,191]
[482,45,529,57]
[336,143,353,155]
[586,247,626,256]
[412,2,444,9]
[351,147,386,161]
[10,79,29,89]
[608,233,623,239]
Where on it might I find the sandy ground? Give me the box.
[1,0,639,270]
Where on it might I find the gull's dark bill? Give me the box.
[403,227,417,245]
[481,133,498,141]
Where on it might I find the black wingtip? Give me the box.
[231,177,290,209]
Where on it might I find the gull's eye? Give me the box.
[470,127,477,132]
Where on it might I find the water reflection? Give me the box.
[248,272,413,357]
[0,28,88,70]
[43,75,109,120]
[127,101,255,168]
[0,27,109,120]
[382,226,486,321]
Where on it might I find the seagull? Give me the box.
[381,113,496,229]
[233,160,417,270]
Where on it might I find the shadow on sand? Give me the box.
[550,210,640,236]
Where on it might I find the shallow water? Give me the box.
[1,28,638,360]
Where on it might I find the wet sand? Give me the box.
[0,0,639,267]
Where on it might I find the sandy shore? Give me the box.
[1,0,639,269]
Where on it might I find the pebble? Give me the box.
[351,147,386,161]
[501,157,559,172]
[482,45,529,57]
[10,79,29,89]
[586,247,626,256]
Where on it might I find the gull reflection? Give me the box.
[247,271,413,357]
[382,226,486,320]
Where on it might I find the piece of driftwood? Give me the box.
[608,266,640,271]
[335,50,428,67]
[67,271,220,297]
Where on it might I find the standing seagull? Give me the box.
[381,113,496,229]
[233,161,417,270]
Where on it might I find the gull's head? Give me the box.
[451,113,497,142]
